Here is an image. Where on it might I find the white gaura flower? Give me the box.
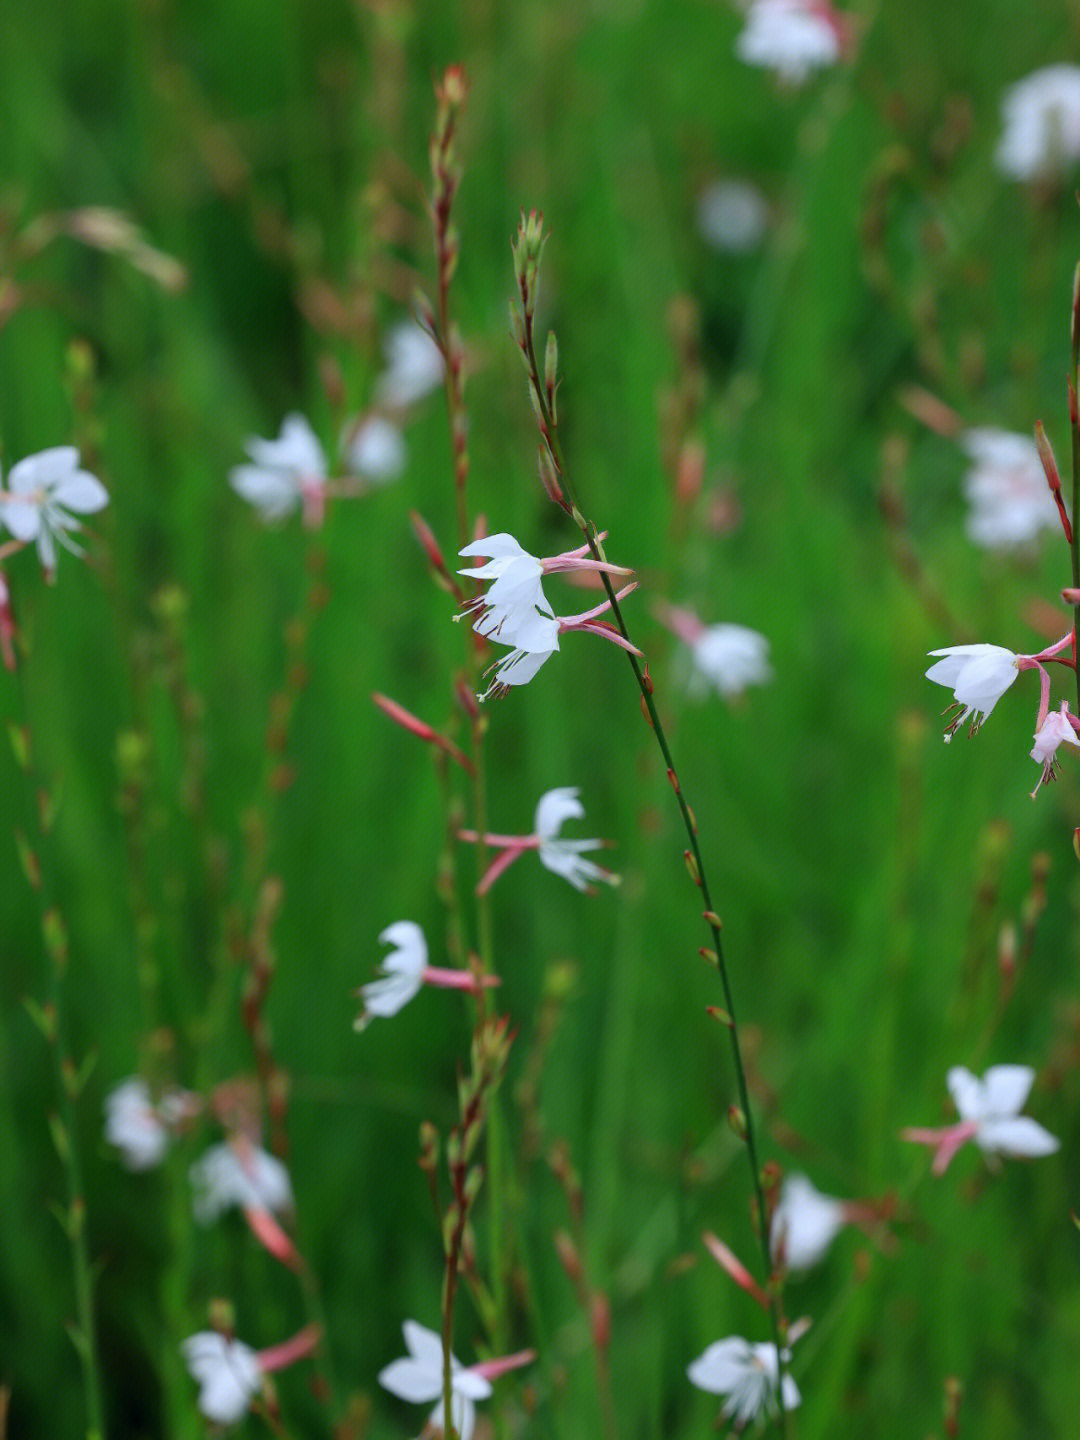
[230,414,327,526]
[535,787,619,893]
[948,1065,1059,1160]
[459,787,619,895]
[459,534,555,645]
[378,1321,492,1440]
[735,0,844,85]
[688,1336,800,1428]
[903,1064,1059,1174]
[692,624,773,699]
[996,65,1080,181]
[925,643,1020,739]
[770,1174,845,1272]
[697,179,771,253]
[0,447,108,576]
[344,415,406,484]
[352,922,496,1031]
[1031,700,1080,796]
[190,1138,294,1223]
[374,321,445,409]
[182,1333,263,1425]
[104,1078,170,1171]
[960,429,1058,550]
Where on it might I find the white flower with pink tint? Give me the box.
[182,1333,263,1425]
[735,0,845,85]
[105,1078,170,1171]
[0,447,108,576]
[925,644,1020,738]
[190,1139,294,1223]
[656,604,771,699]
[903,1064,1059,1174]
[230,415,327,527]
[960,429,1058,550]
[353,921,498,1031]
[1030,700,1080,796]
[459,787,619,895]
[374,321,445,409]
[688,1335,800,1427]
[996,65,1080,181]
[183,1324,321,1427]
[378,1320,534,1440]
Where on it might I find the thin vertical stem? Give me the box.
[1069,261,1080,714]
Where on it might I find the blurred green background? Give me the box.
[4,0,1080,1435]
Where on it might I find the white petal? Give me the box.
[51,470,109,515]
[977,1115,1060,1158]
[246,414,326,477]
[8,447,81,492]
[230,466,302,520]
[534,787,584,840]
[379,1357,442,1404]
[459,533,531,561]
[946,1067,983,1122]
[492,646,554,687]
[403,1320,446,1369]
[770,1174,845,1270]
[780,1373,802,1411]
[347,416,405,482]
[453,1369,493,1401]
[980,1064,1035,1118]
[687,1337,753,1394]
[0,498,43,542]
[426,1393,477,1440]
[182,1333,262,1425]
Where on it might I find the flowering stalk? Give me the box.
[8,696,106,1440]
[510,211,787,1422]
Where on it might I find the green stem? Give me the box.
[1070,260,1080,715]
[520,315,787,1425]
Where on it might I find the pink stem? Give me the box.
[243,1206,302,1271]
[470,1349,537,1383]
[458,830,540,849]
[423,966,502,990]
[257,1323,323,1374]
[476,843,531,895]
[572,621,644,656]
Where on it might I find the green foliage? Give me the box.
[3,1,1080,1436]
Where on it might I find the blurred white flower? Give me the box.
[230,414,327,526]
[182,1332,263,1426]
[344,415,406,484]
[0,447,108,575]
[735,0,842,85]
[374,321,445,409]
[104,1078,170,1171]
[1030,700,1080,795]
[692,624,773,699]
[697,179,770,253]
[996,64,1080,181]
[190,1139,293,1223]
[535,787,619,893]
[960,429,1057,549]
[378,1321,492,1440]
[770,1174,845,1272]
[925,643,1019,739]
[688,1336,800,1427]
[355,921,427,1029]
[459,533,555,646]
[948,1065,1059,1160]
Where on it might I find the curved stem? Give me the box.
[518,309,787,1426]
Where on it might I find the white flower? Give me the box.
[190,1140,294,1223]
[996,65,1080,181]
[688,1336,800,1427]
[770,1174,845,1272]
[230,414,326,523]
[458,533,555,646]
[355,922,428,1030]
[691,624,773,700]
[378,1321,492,1440]
[925,643,1020,739]
[735,0,841,85]
[947,1065,1059,1160]
[345,415,406,484]
[960,429,1058,550]
[1031,700,1080,795]
[182,1332,263,1425]
[104,1078,169,1171]
[535,787,618,893]
[697,179,771,253]
[374,321,445,409]
[0,447,108,574]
